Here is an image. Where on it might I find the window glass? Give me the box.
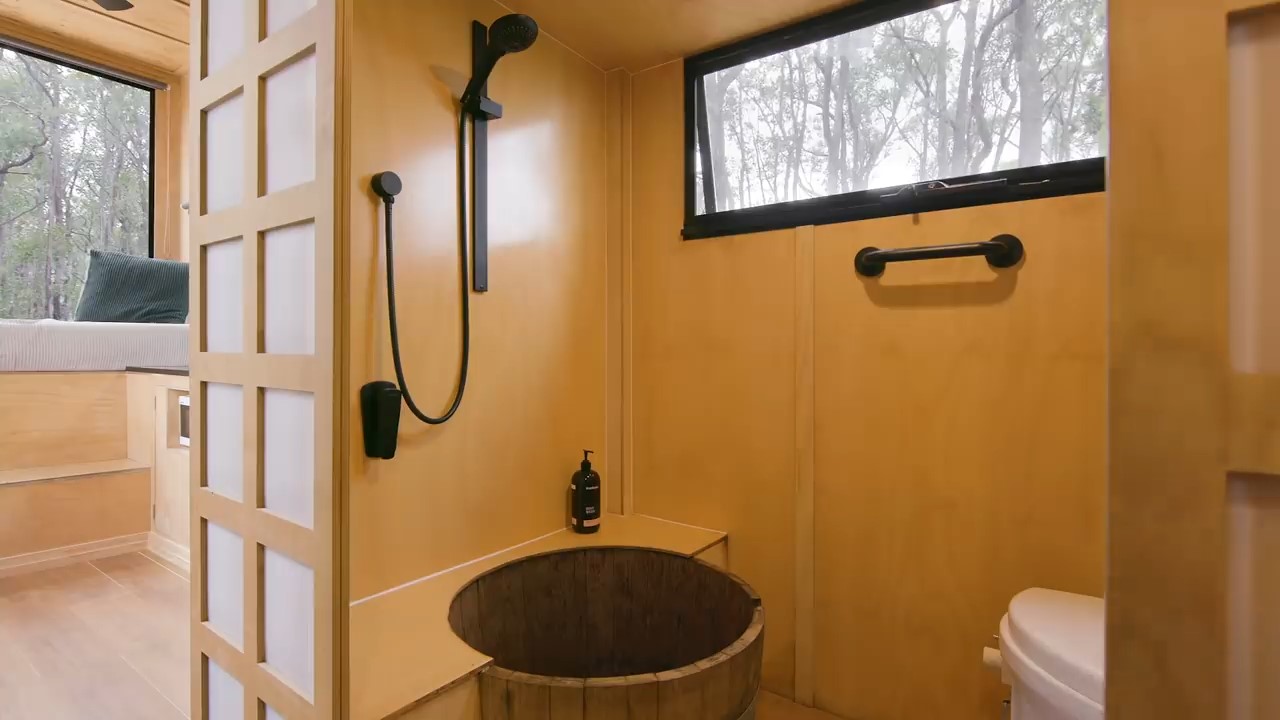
[691,0,1106,219]
[0,47,152,319]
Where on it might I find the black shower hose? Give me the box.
[380,110,471,424]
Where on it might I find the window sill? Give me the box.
[683,158,1106,241]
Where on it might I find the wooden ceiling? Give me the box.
[0,0,189,78]
[502,0,856,72]
[0,0,856,79]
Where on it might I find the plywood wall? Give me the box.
[630,58,801,699]
[626,59,1107,716]
[812,195,1105,720]
[346,0,609,601]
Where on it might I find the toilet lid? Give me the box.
[1006,588,1104,704]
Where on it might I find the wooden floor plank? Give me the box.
[0,553,190,720]
[0,603,42,696]
[91,552,189,612]
[0,560,120,601]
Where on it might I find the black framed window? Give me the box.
[684,0,1106,240]
[0,43,155,319]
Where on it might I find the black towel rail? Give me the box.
[854,234,1024,277]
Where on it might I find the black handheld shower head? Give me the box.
[461,14,539,110]
[488,13,539,55]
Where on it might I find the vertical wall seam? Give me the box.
[606,67,637,518]
[605,68,625,517]
[621,69,635,517]
[793,225,816,705]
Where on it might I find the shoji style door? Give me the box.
[189,1,342,718]
[1109,1,1280,718]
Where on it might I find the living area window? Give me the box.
[0,43,154,319]
[684,0,1106,240]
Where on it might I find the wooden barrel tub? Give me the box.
[447,546,764,720]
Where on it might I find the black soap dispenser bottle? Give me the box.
[570,450,601,534]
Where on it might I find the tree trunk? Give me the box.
[1056,65,1082,162]
[815,36,853,196]
[773,56,792,201]
[817,43,837,195]
[933,11,955,175]
[704,66,742,211]
[44,79,64,317]
[731,97,752,207]
[0,174,8,257]
[832,36,851,193]
[993,81,1021,168]
[783,52,808,201]
[101,142,124,250]
[952,0,979,176]
[1015,0,1043,166]
[966,0,1023,172]
[931,22,952,174]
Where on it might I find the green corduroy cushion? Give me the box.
[75,250,189,324]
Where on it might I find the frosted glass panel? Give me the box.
[264,549,314,699]
[204,94,244,214]
[263,389,314,527]
[264,53,316,194]
[205,383,244,501]
[205,522,244,649]
[264,705,284,720]
[207,658,244,720]
[204,239,243,353]
[205,0,246,76]
[1229,14,1280,374]
[263,222,316,355]
[266,0,316,35]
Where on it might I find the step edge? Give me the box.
[0,459,150,488]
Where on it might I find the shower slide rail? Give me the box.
[853,233,1024,277]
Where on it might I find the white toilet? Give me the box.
[998,588,1104,720]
